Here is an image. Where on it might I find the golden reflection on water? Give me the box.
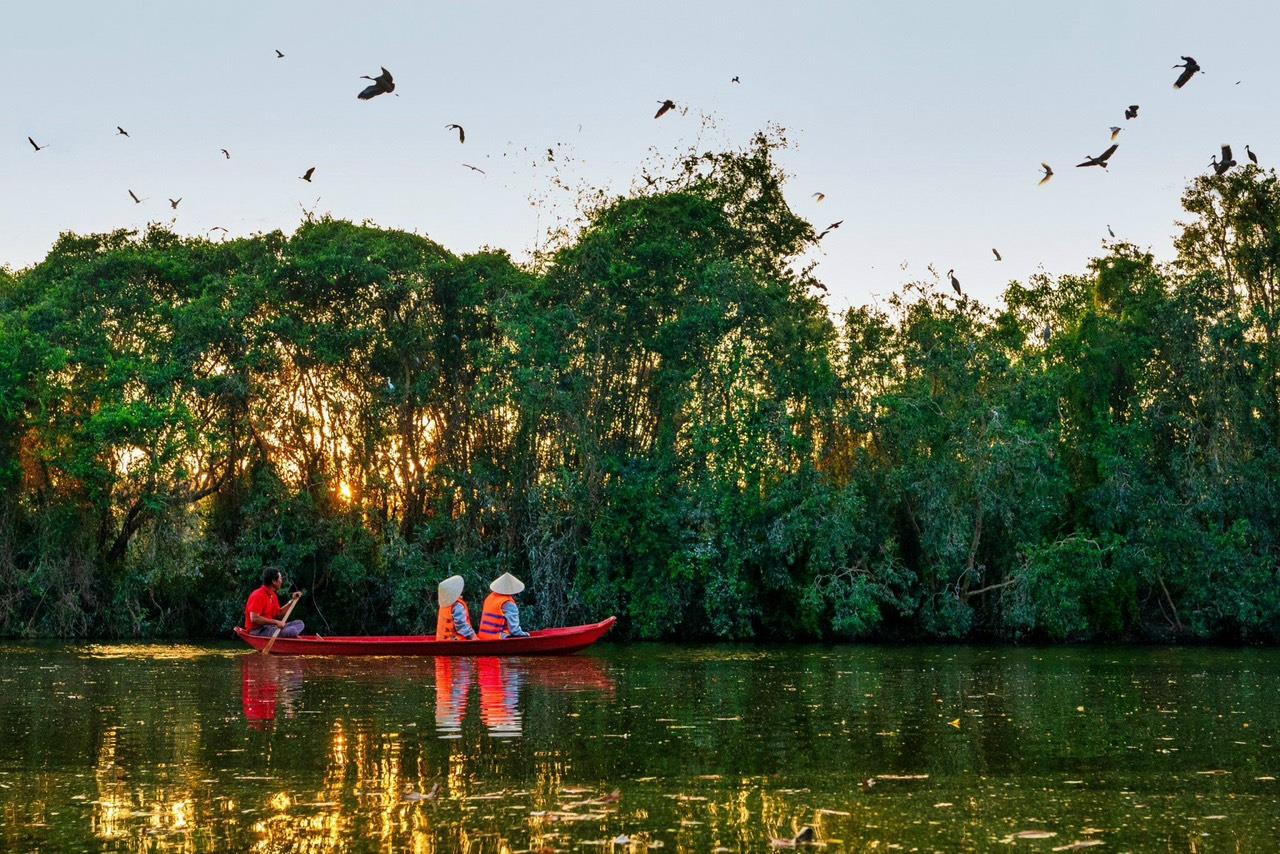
[4,646,1275,851]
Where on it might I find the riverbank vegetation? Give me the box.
[2,133,1278,641]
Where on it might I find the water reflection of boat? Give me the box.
[240,655,303,728]
[237,651,615,738]
[233,617,616,656]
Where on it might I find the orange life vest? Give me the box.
[478,592,515,639]
[436,597,472,641]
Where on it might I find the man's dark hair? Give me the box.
[262,567,282,587]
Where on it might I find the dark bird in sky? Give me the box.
[116,126,129,137]
[1077,144,1118,169]
[1246,145,1258,166]
[992,248,1002,261]
[300,166,315,182]
[169,198,181,209]
[731,76,740,84]
[1109,126,1121,141]
[654,99,676,119]
[445,123,465,143]
[208,226,228,235]
[1107,224,1116,238]
[1039,162,1053,185]
[1211,144,1236,176]
[221,148,230,159]
[462,163,486,174]
[357,67,395,100]
[812,192,825,202]
[128,189,144,204]
[1125,104,1139,120]
[28,136,46,152]
[1173,56,1201,89]
[948,269,962,296]
[816,220,843,240]
[275,49,284,59]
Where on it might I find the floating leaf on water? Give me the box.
[1012,830,1057,839]
[874,774,929,782]
[947,719,961,729]
[1196,770,1230,776]
[1052,842,1103,851]
[933,802,954,808]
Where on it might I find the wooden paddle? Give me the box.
[261,594,301,656]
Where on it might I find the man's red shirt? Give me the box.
[244,585,281,631]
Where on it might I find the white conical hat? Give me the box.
[437,575,465,607]
[489,572,525,596]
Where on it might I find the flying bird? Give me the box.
[169,198,182,209]
[1107,224,1115,238]
[445,123,465,143]
[275,49,284,59]
[1211,144,1236,176]
[357,67,395,100]
[1246,145,1258,166]
[816,220,843,240]
[948,269,962,296]
[1038,162,1053,185]
[1125,104,1139,120]
[1077,144,1118,169]
[992,248,1002,261]
[731,76,740,84]
[654,99,676,119]
[1173,56,1201,89]
[300,166,315,182]
[128,189,144,204]
[28,136,46,152]
[812,192,825,202]
[1109,126,1121,141]
[221,148,230,159]
[116,126,129,137]
[462,163,486,174]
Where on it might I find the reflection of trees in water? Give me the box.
[225,653,617,850]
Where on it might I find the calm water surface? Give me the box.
[0,643,1276,852]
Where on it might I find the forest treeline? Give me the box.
[2,134,1279,641]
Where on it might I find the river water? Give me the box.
[0,643,1276,852]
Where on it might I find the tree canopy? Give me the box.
[2,136,1278,641]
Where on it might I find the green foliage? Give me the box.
[0,142,1278,642]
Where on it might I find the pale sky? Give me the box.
[3,1,1277,309]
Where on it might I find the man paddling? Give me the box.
[245,568,305,638]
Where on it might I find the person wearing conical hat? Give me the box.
[478,573,531,640]
[436,575,476,641]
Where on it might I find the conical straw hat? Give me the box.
[438,575,465,607]
[489,572,525,596]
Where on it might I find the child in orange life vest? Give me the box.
[436,575,476,640]
[478,573,531,639]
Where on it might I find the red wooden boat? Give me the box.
[234,617,616,656]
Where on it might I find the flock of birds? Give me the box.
[937,55,1259,300]
[17,50,1265,304]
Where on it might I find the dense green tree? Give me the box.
[0,142,1277,641]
